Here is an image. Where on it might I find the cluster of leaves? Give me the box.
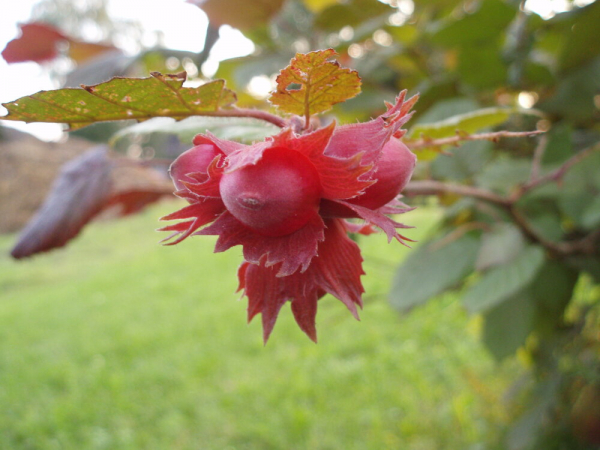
[2,0,599,448]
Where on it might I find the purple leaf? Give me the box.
[11,146,113,259]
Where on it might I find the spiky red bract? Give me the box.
[161,91,418,342]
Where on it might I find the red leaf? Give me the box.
[104,190,169,216]
[188,0,285,30]
[2,22,67,64]
[11,147,113,259]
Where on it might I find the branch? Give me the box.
[403,180,510,206]
[406,130,544,151]
[517,142,600,196]
[205,107,287,128]
[529,133,548,182]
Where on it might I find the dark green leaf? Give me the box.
[582,195,600,229]
[559,1,600,72]
[557,149,600,229]
[314,0,392,31]
[1,72,236,131]
[463,245,545,313]
[458,46,508,89]
[531,261,578,334]
[475,158,532,195]
[542,123,573,166]
[431,140,492,181]
[483,290,535,360]
[539,57,600,122]
[516,196,564,242]
[476,223,525,271]
[429,0,516,46]
[390,234,480,312]
[567,256,600,284]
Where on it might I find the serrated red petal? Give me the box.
[158,198,225,245]
[273,124,374,200]
[180,155,223,198]
[335,200,414,246]
[236,218,364,342]
[170,144,224,192]
[223,140,273,173]
[198,211,325,276]
[325,90,417,168]
[193,132,246,155]
[310,218,364,318]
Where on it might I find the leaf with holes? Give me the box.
[1,72,236,131]
[270,49,361,118]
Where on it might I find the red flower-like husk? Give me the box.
[237,218,364,343]
[160,90,418,342]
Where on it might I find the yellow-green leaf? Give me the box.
[1,72,236,131]
[270,49,361,118]
[407,107,543,139]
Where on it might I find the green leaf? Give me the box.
[457,46,507,89]
[567,256,600,284]
[430,0,516,47]
[542,123,573,167]
[531,261,578,334]
[557,149,600,229]
[475,157,532,195]
[390,234,480,312]
[111,116,280,146]
[516,195,564,242]
[475,223,525,271]
[408,107,541,139]
[270,49,361,117]
[431,140,492,181]
[314,0,392,31]
[559,1,600,72]
[582,195,600,229]
[483,290,535,360]
[1,72,236,131]
[463,245,545,313]
[539,57,600,122]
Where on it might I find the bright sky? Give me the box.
[0,0,254,141]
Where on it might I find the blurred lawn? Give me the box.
[0,202,515,450]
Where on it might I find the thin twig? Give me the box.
[529,133,548,182]
[206,107,288,128]
[403,180,510,206]
[406,130,544,151]
[517,142,600,196]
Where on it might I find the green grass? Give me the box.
[0,203,513,450]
